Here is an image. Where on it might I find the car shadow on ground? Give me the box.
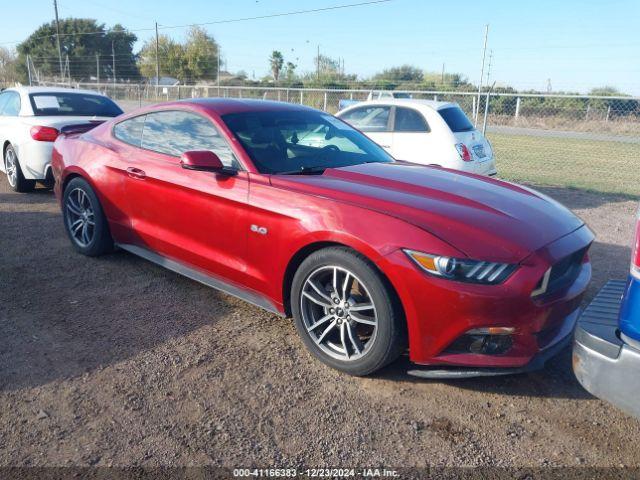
[0,209,238,392]
[0,188,54,205]
[377,348,594,400]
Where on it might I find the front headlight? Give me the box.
[403,249,516,285]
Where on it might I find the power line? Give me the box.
[0,0,394,46]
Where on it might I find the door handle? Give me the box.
[380,144,391,148]
[126,167,146,179]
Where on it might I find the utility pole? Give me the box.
[111,40,116,85]
[65,54,70,86]
[475,24,489,126]
[26,55,32,86]
[96,53,100,86]
[53,0,63,80]
[217,49,220,95]
[485,50,493,86]
[316,45,320,80]
[441,62,445,85]
[155,22,160,88]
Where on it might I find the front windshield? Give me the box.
[221,110,394,174]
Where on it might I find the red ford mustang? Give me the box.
[52,99,593,377]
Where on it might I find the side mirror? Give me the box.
[180,150,237,175]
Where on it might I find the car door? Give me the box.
[0,91,22,170]
[0,92,11,171]
[390,106,431,163]
[337,105,393,155]
[123,109,251,284]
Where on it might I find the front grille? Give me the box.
[533,247,588,297]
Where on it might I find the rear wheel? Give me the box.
[4,145,35,193]
[291,247,405,376]
[63,177,113,256]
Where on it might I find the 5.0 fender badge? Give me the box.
[250,224,268,235]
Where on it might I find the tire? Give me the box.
[291,247,405,376]
[62,177,113,256]
[4,144,35,193]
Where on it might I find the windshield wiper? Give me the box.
[278,166,328,175]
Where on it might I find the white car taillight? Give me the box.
[455,143,472,162]
[632,208,640,279]
[30,126,59,142]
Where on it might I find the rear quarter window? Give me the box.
[113,115,146,147]
[438,106,474,132]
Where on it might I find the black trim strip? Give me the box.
[116,243,283,316]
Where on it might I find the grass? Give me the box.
[488,133,640,197]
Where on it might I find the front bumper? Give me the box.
[384,225,593,368]
[408,308,577,379]
[573,280,640,418]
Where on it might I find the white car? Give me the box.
[0,86,123,192]
[336,99,497,176]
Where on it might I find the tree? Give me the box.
[16,18,139,82]
[0,47,19,86]
[372,65,423,83]
[284,62,297,81]
[138,34,187,82]
[269,51,284,82]
[184,26,219,81]
[105,24,138,82]
[315,54,340,76]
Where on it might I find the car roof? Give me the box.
[139,98,319,116]
[350,98,457,111]
[5,86,105,96]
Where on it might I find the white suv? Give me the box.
[337,99,497,176]
[0,86,122,192]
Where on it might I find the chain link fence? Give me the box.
[36,81,640,195]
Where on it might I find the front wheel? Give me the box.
[291,247,405,376]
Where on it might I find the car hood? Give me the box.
[270,162,584,262]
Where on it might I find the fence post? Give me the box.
[515,97,521,118]
[606,105,611,122]
[323,92,328,111]
[472,97,476,121]
[585,104,590,121]
[300,90,303,104]
[278,89,281,101]
[482,90,491,136]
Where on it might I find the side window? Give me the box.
[339,106,391,132]
[2,92,21,116]
[394,107,429,132]
[142,110,238,167]
[113,115,146,147]
[0,92,10,115]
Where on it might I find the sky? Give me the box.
[1,0,638,95]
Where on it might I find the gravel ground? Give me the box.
[1,175,639,471]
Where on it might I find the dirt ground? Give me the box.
[1,175,639,471]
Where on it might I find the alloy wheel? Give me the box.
[5,149,17,187]
[300,265,378,361]
[65,188,96,247]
